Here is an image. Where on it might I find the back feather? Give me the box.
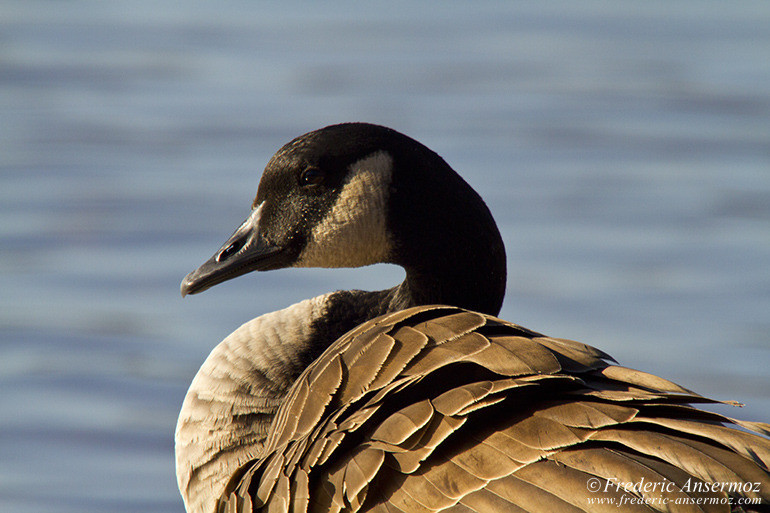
[218,306,770,513]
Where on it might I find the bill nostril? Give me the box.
[217,236,246,262]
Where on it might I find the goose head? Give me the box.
[181,122,506,315]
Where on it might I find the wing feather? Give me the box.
[216,306,770,513]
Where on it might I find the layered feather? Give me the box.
[215,306,770,513]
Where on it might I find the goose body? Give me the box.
[176,123,770,513]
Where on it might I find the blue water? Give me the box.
[1,2,769,511]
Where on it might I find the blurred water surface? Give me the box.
[1,1,769,511]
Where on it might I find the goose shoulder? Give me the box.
[176,289,395,513]
[175,294,332,512]
[217,305,770,512]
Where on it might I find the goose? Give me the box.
[176,122,770,513]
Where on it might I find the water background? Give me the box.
[1,2,769,511]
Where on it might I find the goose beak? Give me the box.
[181,204,286,296]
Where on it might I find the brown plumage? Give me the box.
[216,306,770,513]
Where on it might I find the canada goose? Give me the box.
[176,123,770,513]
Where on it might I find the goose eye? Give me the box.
[299,167,324,186]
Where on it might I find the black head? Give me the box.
[181,123,506,315]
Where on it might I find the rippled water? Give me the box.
[1,2,769,511]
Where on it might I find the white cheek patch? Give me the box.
[295,151,393,268]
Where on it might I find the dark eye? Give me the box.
[299,167,324,186]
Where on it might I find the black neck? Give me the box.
[385,143,507,316]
